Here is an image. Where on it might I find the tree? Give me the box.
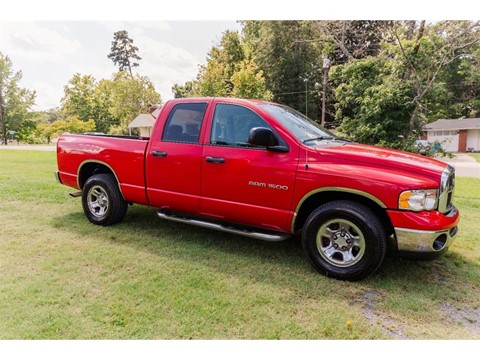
[191,30,246,97]
[330,56,415,146]
[108,71,161,133]
[391,21,480,130]
[60,71,161,135]
[242,21,321,119]
[330,21,480,148]
[61,74,119,133]
[314,21,394,62]
[230,59,273,100]
[0,53,36,145]
[61,74,97,122]
[173,30,271,101]
[172,81,194,98]
[107,30,142,76]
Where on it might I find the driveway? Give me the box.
[438,153,480,178]
[0,144,56,151]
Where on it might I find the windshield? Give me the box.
[260,103,336,144]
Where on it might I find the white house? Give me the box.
[422,118,480,153]
[128,106,161,137]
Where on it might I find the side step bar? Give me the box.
[69,191,82,198]
[157,211,290,242]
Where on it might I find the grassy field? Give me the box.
[469,153,480,162]
[1,150,479,339]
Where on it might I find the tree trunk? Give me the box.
[317,21,354,61]
[412,21,426,55]
[0,92,6,145]
[406,21,416,40]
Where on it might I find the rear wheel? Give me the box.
[82,174,127,226]
[302,200,386,281]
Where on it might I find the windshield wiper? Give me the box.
[303,136,334,144]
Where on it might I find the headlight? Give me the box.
[399,189,438,211]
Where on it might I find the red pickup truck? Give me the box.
[56,97,459,280]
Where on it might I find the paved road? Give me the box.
[0,144,56,151]
[1,144,479,178]
[438,153,480,178]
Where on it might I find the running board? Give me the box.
[157,211,290,242]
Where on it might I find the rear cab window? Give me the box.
[162,103,208,144]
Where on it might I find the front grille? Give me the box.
[438,165,455,213]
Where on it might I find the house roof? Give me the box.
[423,118,480,131]
[151,107,161,119]
[128,114,155,128]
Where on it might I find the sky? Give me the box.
[1,0,477,112]
[0,21,241,111]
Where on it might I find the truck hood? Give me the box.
[315,143,448,181]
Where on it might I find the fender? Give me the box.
[291,186,387,232]
[77,160,125,199]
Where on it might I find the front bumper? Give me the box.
[389,206,460,259]
[395,225,458,257]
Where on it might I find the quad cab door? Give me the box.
[200,101,298,232]
[146,100,209,214]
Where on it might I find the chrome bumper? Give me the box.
[395,226,458,253]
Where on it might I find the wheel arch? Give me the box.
[292,188,393,236]
[77,160,124,198]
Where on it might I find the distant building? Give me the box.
[128,106,161,137]
[422,118,480,153]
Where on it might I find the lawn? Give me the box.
[1,150,479,339]
[469,152,480,163]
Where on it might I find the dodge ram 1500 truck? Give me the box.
[55,97,459,280]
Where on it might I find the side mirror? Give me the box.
[248,127,277,147]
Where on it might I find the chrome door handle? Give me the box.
[206,156,225,164]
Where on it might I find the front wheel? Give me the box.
[82,174,127,226]
[302,200,386,281]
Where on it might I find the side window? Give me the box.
[162,103,207,143]
[210,103,272,147]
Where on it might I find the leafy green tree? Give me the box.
[330,21,480,148]
[242,21,321,119]
[174,30,271,101]
[107,30,142,76]
[41,116,96,139]
[108,71,161,132]
[0,52,36,144]
[93,79,119,133]
[61,74,118,133]
[172,81,194,98]
[330,56,415,146]
[394,21,480,127]
[61,74,97,121]
[230,59,272,100]
[192,30,245,97]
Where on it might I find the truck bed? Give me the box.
[56,133,150,205]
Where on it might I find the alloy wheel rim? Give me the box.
[316,218,366,267]
[87,185,109,218]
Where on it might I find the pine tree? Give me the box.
[107,30,141,76]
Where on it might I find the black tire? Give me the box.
[81,174,127,226]
[302,200,386,281]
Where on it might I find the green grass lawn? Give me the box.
[469,153,480,162]
[1,150,480,339]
